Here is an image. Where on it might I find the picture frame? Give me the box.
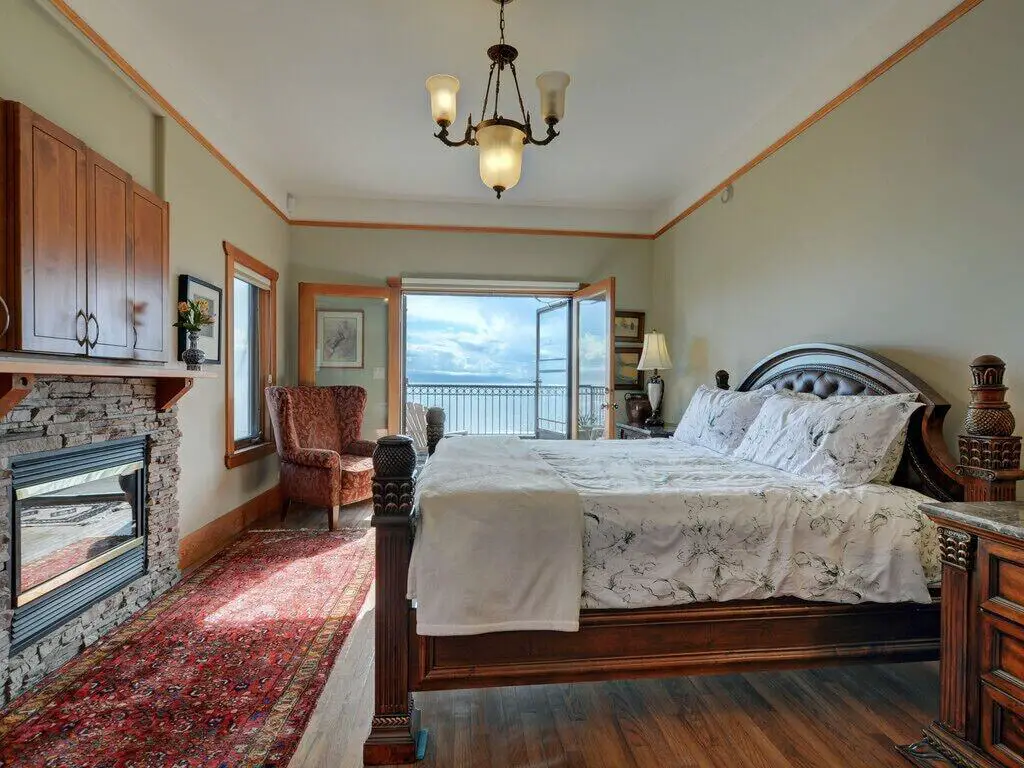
[613,310,645,344]
[614,346,645,390]
[177,274,222,364]
[317,310,365,369]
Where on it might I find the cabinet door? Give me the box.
[12,104,88,354]
[130,182,169,362]
[86,150,133,359]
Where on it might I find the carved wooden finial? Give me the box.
[426,407,446,456]
[715,370,730,390]
[958,354,1023,501]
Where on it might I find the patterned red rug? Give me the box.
[0,529,374,768]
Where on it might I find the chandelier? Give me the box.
[425,0,570,199]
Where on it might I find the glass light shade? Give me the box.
[637,331,673,371]
[425,74,460,125]
[476,123,526,194]
[536,71,570,123]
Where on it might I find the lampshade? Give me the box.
[476,123,526,195]
[425,74,460,126]
[536,71,570,123]
[637,331,672,371]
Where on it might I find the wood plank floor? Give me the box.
[258,505,938,767]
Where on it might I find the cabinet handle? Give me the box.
[75,309,87,347]
[87,313,99,348]
[0,296,10,338]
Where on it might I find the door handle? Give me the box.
[0,296,10,338]
[87,313,99,349]
[75,309,87,347]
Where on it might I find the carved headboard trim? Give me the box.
[735,343,961,501]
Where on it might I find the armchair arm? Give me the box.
[283,447,341,470]
[344,439,378,457]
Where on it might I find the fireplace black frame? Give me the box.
[8,436,148,653]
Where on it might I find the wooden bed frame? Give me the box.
[363,343,992,764]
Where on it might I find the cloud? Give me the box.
[405,295,564,384]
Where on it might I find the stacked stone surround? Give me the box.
[0,376,182,707]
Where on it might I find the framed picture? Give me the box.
[614,346,645,390]
[317,310,364,368]
[614,311,645,344]
[177,275,222,364]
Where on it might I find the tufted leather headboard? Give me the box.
[725,343,962,501]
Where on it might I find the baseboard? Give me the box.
[178,484,282,571]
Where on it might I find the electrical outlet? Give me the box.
[373,367,386,380]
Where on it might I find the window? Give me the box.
[224,241,278,468]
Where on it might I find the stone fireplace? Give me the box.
[0,375,182,706]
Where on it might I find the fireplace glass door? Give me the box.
[11,438,146,609]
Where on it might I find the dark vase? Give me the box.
[182,330,206,371]
[625,393,652,425]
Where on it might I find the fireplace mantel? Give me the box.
[0,359,215,419]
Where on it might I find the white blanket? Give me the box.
[408,436,584,635]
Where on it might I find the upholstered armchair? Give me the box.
[265,385,377,530]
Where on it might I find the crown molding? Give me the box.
[46,0,982,242]
[652,0,983,238]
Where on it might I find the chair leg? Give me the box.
[328,504,341,531]
[280,497,291,522]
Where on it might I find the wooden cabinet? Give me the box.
[130,182,170,362]
[1,100,169,361]
[903,503,1024,768]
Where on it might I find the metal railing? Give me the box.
[405,383,607,438]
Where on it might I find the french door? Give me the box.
[531,278,616,440]
[571,278,616,440]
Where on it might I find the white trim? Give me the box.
[400,278,580,293]
[234,263,272,291]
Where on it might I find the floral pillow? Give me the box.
[732,393,924,487]
[672,385,774,454]
[774,390,919,483]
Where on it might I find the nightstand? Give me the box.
[901,501,1024,767]
[616,422,676,440]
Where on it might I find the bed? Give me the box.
[363,343,984,764]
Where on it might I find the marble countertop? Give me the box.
[921,501,1024,541]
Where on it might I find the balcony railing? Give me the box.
[405,383,607,439]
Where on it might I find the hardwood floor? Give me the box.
[256,504,937,767]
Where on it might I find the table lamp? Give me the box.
[637,331,672,427]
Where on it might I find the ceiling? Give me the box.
[61,0,959,232]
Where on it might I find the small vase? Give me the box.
[182,330,206,371]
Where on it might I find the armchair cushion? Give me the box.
[338,454,374,506]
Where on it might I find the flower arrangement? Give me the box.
[173,298,215,333]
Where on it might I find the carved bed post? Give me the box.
[715,370,730,390]
[957,355,1024,501]
[426,406,445,456]
[364,434,421,765]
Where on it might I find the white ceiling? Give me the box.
[60,0,959,232]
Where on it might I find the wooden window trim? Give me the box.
[224,241,279,469]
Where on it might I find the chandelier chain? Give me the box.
[481,61,496,120]
[499,0,506,44]
[508,61,529,125]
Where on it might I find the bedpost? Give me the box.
[426,406,445,456]
[364,435,422,765]
[715,370,730,390]
[957,355,1024,501]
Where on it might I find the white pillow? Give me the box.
[774,390,919,484]
[733,393,923,487]
[673,385,774,454]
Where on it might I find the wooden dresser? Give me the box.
[903,502,1024,767]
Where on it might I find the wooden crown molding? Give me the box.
[48,0,983,242]
[653,0,986,238]
[288,218,654,240]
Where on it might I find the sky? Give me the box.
[405,294,607,385]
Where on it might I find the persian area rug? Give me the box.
[0,529,375,768]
